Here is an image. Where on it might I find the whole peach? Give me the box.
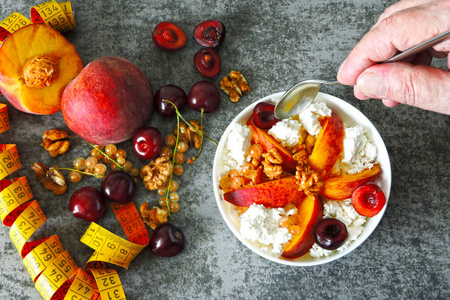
[61,57,153,145]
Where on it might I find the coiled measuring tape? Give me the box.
[1,103,149,298]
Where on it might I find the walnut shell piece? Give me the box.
[41,129,70,158]
[32,162,67,195]
[219,71,250,102]
[140,202,168,229]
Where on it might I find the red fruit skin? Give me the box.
[69,186,105,222]
[251,102,279,129]
[309,113,345,173]
[194,48,221,77]
[152,22,187,51]
[187,81,221,113]
[282,195,323,259]
[352,182,386,217]
[61,57,153,146]
[133,126,162,160]
[193,20,226,48]
[223,176,303,207]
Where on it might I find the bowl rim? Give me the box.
[212,91,392,266]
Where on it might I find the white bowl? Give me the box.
[212,92,391,266]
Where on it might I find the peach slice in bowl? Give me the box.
[212,92,391,266]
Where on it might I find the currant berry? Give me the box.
[123,161,133,172]
[116,155,126,165]
[94,164,107,176]
[177,141,188,153]
[157,187,167,196]
[73,157,86,170]
[115,149,127,159]
[174,152,186,164]
[130,168,140,177]
[165,133,177,147]
[90,148,102,159]
[69,171,82,183]
[169,202,180,212]
[173,164,184,175]
[85,156,98,169]
[105,144,117,156]
[169,180,179,192]
[160,146,173,158]
[169,192,179,202]
[159,197,168,207]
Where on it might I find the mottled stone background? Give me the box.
[0,0,449,299]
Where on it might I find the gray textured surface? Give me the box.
[0,0,449,299]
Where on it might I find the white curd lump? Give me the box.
[268,118,303,148]
[220,123,251,176]
[340,125,377,174]
[310,199,367,258]
[240,204,297,257]
[298,102,332,136]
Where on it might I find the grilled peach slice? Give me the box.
[223,176,303,207]
[309,113,344,172]
[246,118,297,174]
[320,163,381,200]
[0,24,83,114]
[282,194,323,259]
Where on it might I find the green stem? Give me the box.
[57,167,104,178]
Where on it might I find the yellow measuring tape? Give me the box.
[1,74,149,300]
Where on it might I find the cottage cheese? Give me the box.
[340,125,377,174]
[268,118,304,148]
[220,123,251,176]
[309,199,366,258]
[240,204,297,257]
[298,102,332,136]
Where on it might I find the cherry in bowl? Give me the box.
[133,126,162,160]
[252,102,280,129]
[188,81,221,113]
[152,22,187,51]
[314,218,348,250]
[352,182,386,217]
[154,84,187,117]
[69,186,105,222]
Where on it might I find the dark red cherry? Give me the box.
[149,223,185,257]
[101,171,135,204]
[252,102,280,129]
[69,186,105,222]
[193,20,226,48]
[154,85,187,117]
[352,182,386,217]
[314,218,348,250]
[194,48,221,77]
[133,126,163,160]
[187,81,221,113]
[152,22,187,51]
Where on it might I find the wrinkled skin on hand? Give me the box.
[337,0,450,114]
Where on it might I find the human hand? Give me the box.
[337,0,450,114]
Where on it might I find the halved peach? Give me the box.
[320,163,381,200]
[0,24,83,114]
[246,118,297,174]
[223,176,303,207]
[309,113,344,172]
[282,194,323,259]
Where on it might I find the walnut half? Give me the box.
[32,162,67,195]
[41,129,70,158]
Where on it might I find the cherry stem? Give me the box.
[162,100,218,146]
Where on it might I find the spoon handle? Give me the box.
[384,30,450,63]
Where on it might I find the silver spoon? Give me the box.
[274,30,450,119]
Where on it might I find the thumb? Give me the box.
[355,63,450,114]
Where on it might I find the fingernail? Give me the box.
[357,72,387,98]
[337,58,348,76]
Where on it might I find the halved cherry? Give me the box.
[252,102,280,129]
[193,20,226,48]
[152,22,187,51]
[352,182,386,217]
[194,48,221,77]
